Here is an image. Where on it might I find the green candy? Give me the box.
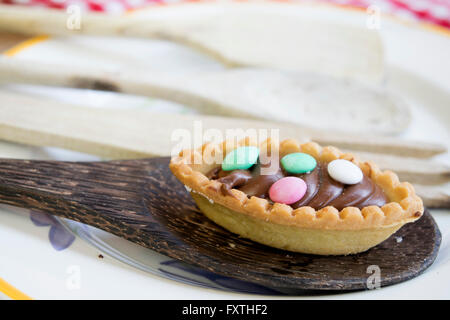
[222,146,260,171]
[281,153,317,174]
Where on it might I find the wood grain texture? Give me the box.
[0,57,408,135]
[0,90,445,159]
[0,157,441,291]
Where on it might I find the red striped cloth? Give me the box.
[1,0,450,29]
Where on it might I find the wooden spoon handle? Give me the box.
[0,90,445,159]
[0,55,182,101]
[0,4,161,37]
[0,159,97,220]
[0,158,149,225]
[0,57,406,136]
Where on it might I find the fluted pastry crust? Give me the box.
[170,138,423,231]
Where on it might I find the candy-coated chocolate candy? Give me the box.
[281,153,317,174]
[222,146,260,171]
[327,159,363,185]
[269,177,307,205]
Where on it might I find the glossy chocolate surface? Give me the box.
[207,160,388,210]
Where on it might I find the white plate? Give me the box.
[0,2,449,299]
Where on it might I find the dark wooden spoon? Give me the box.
[0,157,441,292]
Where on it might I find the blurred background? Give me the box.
[0,0,449,299]
[1,0,449,29]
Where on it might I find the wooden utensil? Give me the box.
[0,2,384,83]
[0,157,441,291]
[0,57,408,135]
[0,91,448,207]
[347,151,450,185]
[0,90,444,159]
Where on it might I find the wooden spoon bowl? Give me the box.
[0,157,441,291]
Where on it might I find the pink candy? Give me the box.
[269,177,307,205]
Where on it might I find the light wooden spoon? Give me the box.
[0,90,440,158]
[0,2,384,83]
[0,57,410,135]
[0,91,447,207]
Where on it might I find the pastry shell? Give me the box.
[170,138,424,255]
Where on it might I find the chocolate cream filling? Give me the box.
[206,161,388,211]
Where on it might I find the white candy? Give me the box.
[328,159,363,185]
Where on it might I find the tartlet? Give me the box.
[170,138,424,255]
